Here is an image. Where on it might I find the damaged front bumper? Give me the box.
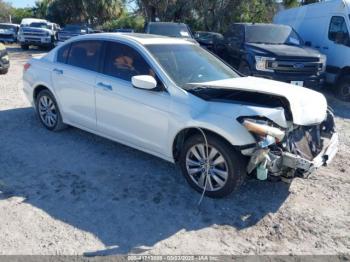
[280,132,338,176]
[245,110,338,179]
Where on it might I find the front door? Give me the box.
[95,41,171,155]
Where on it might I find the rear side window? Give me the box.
[57,44,70,64]
[103,41,155,82]
[329,16,349,42]
[67,40,102,71]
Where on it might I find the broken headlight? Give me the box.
[242,118,285,144]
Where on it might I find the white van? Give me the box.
[274,0,350,100]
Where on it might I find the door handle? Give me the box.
[97,82,113,91]
[53,68,63,75]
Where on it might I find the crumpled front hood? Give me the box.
[196,77,328,126]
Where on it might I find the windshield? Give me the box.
[149,24,192,38]
[29,22,50,29]
[146,44,239,87]
[245,25,303,46]
[0,24,16,32]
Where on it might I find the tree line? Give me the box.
[0,0,319,33]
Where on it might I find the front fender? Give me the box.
[167,113,257,161]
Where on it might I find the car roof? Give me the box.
[71,32,195,45]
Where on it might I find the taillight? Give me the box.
[23,63,31,72]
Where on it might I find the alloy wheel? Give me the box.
[38,95,58,128]
[185,143,229,192]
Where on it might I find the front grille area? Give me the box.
[0,34,14,39]
[24,38,42,43]
[268,59,322,75]
[22,30,47,37]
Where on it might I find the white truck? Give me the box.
[274,0,350,101]
[18,18,60,50]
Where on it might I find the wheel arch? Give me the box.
[172,127,242,162]
[33,83,57,103]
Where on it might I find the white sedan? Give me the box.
[23,33,338,198]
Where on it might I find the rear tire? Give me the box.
[179,134,246,198]
[35,89,67,131]
[336,76,350,101]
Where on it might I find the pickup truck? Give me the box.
[0,23,20,43]
[220,23,327,89]
[18,18,60,50]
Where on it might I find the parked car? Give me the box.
[194,31,224,52]
[220,23,326,89]
[23,33,338,198]
[274,0,350,100]
[18,18,60,50]
[0,43,9,74]
[145,22,197,43]
[0,23,20,43]
[113,28,135,33]
[58,24,94,43]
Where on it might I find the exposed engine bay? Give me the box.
[242,110,337,180]
[187,85,338,180]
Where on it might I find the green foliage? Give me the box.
[31,0,124,26]
[137,0,278,33]
[33,0,51,18]
[10,8,34,24]
[102,14,145,32]
[238,0,277,23]
[283,0,299,8]
[0,0,12,22]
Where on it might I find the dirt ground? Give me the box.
[0,45,349,256]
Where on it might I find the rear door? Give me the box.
[52,40,103,130]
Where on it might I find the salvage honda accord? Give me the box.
[23,33,338,198]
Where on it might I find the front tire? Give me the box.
[35,89,66,131]
[179,134,246,198]
[336,76,350,101]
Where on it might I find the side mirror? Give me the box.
[305,41,312,47]
[132,75,157,90]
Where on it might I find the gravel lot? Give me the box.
[0,45,349,256]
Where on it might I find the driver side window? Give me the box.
[329,16,350,45]
[103,41,156,82]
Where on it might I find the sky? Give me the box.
[9,0,37,8]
